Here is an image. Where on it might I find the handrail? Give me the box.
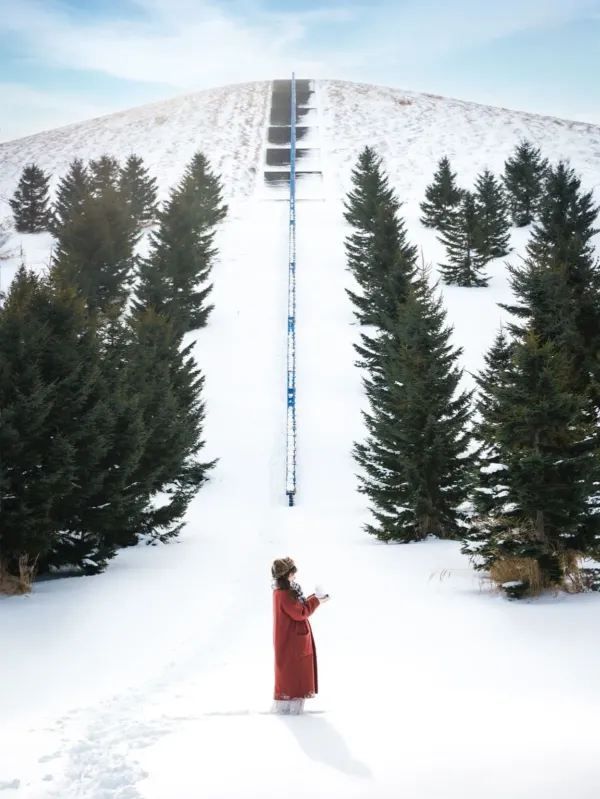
[285,73,297,506]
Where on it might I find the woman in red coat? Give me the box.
[271,557,329,715]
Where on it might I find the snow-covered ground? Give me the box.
[1,80,600,798]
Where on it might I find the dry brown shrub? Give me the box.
[561,550,586,594]
[489,556,544,596]
[0,555,38,596]
[488,550,585,597]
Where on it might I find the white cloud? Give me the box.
[348,0,599,69]
[0,0,597,137]
[0,0,597,88]
[1,0,596,89]
[0,0,336,89]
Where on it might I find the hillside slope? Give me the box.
[0,81,271,206]
[2,78,599,207]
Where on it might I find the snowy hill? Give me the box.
[1,81,600,799]
[2,78,599,206]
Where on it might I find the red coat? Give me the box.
[273,588,321,700]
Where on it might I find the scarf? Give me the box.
[289,580,307,604]
[272,578,307,604]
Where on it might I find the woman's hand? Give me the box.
[319,594,331,603]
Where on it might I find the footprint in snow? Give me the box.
[38,753,60,763]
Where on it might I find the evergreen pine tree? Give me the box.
[470,328,514,518]
[0,269,75,580]
[354,269,473,542]
[79,312,149,554]
[125,309,214,540]
[52,183,138,313]
[1,263,214,581]
[181,151,227,230]
[88,155,120,197]
[30,279,118,574]
[503,140,548,226]
[467,181,600,595]
[50,158,91,237]
[343,147,417,326]
[9,164,52,233]
[348,201,418,326]
[529,160,599,268]
[0,269,119,578]
[419,156,463,230]
[119,154,158,230]
[473,169,511,260]
[344,146,399,249]
[135,151,227,334]
[463,329,600,597]
[502,161,600,403]
[438,191,488,287]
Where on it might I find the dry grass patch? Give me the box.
[488,550,585,598]
[0,555,38,596]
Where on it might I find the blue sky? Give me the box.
[1,0,599,141]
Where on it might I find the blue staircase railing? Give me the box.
[286,73,297,506]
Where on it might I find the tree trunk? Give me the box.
[535,509,546,542]
[533,429,547,543]
[417,513,437,539]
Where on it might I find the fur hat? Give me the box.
[271,557,296,580]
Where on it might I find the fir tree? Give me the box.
[354,269,473,542]
[348,201,418,327]
[529,161,599,267]
[78,312,148,555]
[419,156,463,230]
[344,147,397,292]
[124,309,214,540]
[0,268,74,578]
[0,270,116,577]
[343,147,417,326]
[180,152,227,228]
[1,265,214,581]
[50,158,91,236]
[471,328,514,518]
[503,140,548,226]
[473,169,511,260]
[9,164,52,233]
[119,154,158,230]
[52,183,138,313]
[30,278,118,574]
[463,329,600,597]
[344,146,399,240]
[14,280,152,575]
[135,151,227,334]
[438,191,488,287]
[88,155,121,197]
[502,161,600,403]
[467,184,600,595]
